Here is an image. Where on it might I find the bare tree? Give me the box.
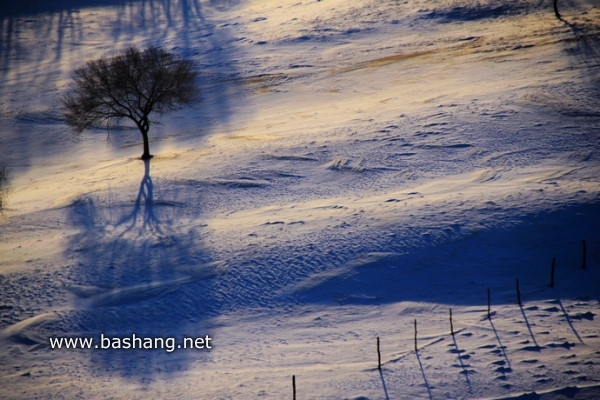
[62,46,198,160]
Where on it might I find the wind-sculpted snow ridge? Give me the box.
[420,1,535,23]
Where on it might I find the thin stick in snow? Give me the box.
[293,375,296,400]
[516,278,522,306]
[449,308,454,336]
[553,0,562,20]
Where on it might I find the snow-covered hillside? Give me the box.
[1,0,599,398]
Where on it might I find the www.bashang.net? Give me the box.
[49,334,212,353]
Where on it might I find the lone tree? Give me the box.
[63,46,198,160]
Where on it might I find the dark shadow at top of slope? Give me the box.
[0,0,245,172]
[1,0,120,18]
[0,0,235,18]
[284,201,600,307]
[53,160,224,381]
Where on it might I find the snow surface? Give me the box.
[1,0,600,398]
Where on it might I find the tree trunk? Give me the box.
[140,129,152,159]
[138,117,153,160]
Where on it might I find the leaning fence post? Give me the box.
[516,278,522,306]
[293,375,296,400]
[449,308,454,336]
[377,336,381,370]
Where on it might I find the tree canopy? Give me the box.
[62,46,198,159]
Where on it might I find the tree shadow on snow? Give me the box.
[0,0,244,169]
[59,159,225,381]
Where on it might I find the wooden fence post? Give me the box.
[487,288,491,319]
[377,336,381,370]
[414,319,418,352]
[293,375,296,400]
